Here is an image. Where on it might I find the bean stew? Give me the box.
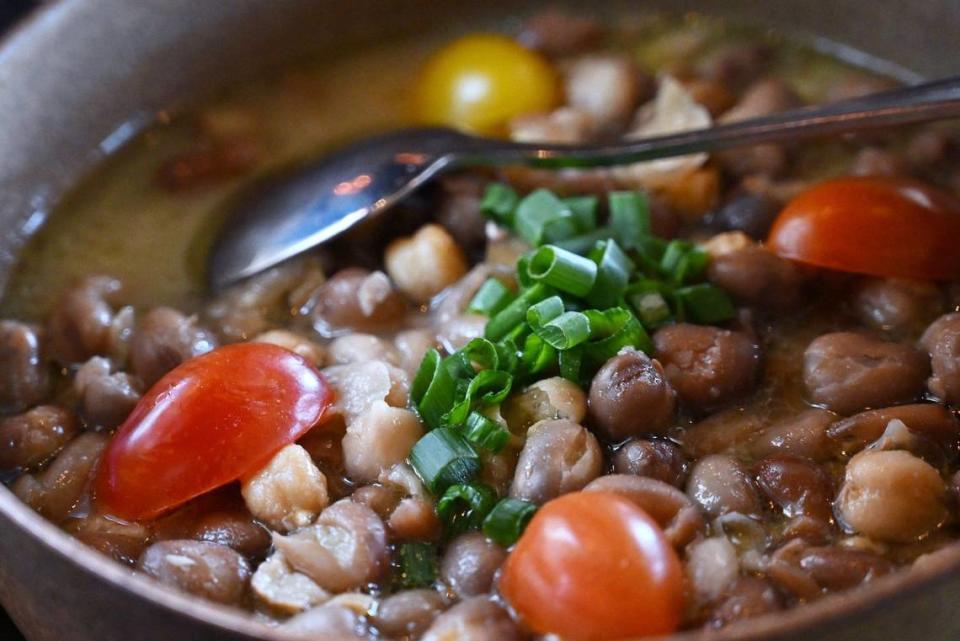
[2,9,960,641]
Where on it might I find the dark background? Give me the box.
[1,0,36,636]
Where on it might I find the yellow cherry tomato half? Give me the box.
[500,491,684,641]
[414,34,560,135]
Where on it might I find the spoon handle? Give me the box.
[477,75,960,168]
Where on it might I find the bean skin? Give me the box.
[588,349,677,440]
[612,438,689,488]
[138,540,251,605]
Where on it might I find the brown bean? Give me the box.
[73,357,141,429]
[588,349,677,440]
[705,193,782,240]
[388,497,443,542]
[420,597,524,641]
[373,589,445,638]
[47,275,122,363]
[681,408,766,459]
[803,332,928,415]
[509,419,602,504]
[0,405,78,471]
[746,409,837,462]
[720,78,801,122]
[716,143,788,179]
[129,307,218,386]
[797,545,895,592]
[708,577,784,628]
[138,540,251,605]
[585,475,704,548]
[612,438,689,487]
[351,484,403,522]
[850,147,908,177]
[283,599,371,640]
[437,174,486,252]
[827,403,960,457]
[12,432,107,522]
[854,278,942,334]
[825,74,897,103]
[654,324,760,413]
[440,533,507,598]
[66,515,150,565]
[707,246,804,310]
[0,321,49,412]
[686,454,762,518]
[907,129,955,167]
[754,455,833,521]
[920,313,960,404]
[701,44,774,90]
[517,9,604,58]
[312,268,408,334]
[152,490,271,558]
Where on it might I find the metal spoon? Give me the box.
[208,75,960,291]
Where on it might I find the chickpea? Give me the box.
[312,268,408,334]
[528,376,587,423]
[241,444,329,532]
[686,537,740,604]
[253,329,326,365]
[328,334,400,367]
[920,313,960,404]
[342,401,423,484]
[385,224,469,303]
[836,449,948,543]
[565,55,641,130]
[251,552,329,614]
[588,349,676,440]
[509,419,602,504]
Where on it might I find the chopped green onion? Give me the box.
[482,498,538,546]
[586,239,634,308]
[526,245,597,297]
[468,278,514,317]
[460,337,500,371]
[446,369,514,425]
[634,235,668,274]
[410,349,458,430]
[674,284,736,324]
[394,542,438,589]
[436,483,497,536]
[480,183,519,225]
[563,195,599,232]
[519,333,557,378]
[631,290,672,327]
[485,283,551,342]
[609,191,651,249]
[558,346,584,383]
[527,296,592,350]
[514,189,575,246]
[659,239,694,276]
[554,227,615,255]
[541,216,580,244]
[463,411,511,453]
[583,307,653,363]
[674,247,709,284]
[409,428,481,494]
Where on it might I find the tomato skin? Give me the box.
[768,176,960,280]
[414,34,560,135]
[499,492,683,641]
[95,343,332,521]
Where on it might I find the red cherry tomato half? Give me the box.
[499,492,683,641]
[95,342,333,521]
[767,176,960,280]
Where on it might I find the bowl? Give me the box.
[1,1,959,640]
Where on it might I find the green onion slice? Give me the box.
[445,369,513,426]
[480,183,519,225]
[609,191,651,249]
[526,245,597,297]
[394,542,438,589]
[554,227,615,255]
[436,483,498,536]
[482,498,538,546]
[409,428,481,494]
[468,278,514,317]
[410,349,458,430]
[586,239,634,308]
[527,297,592,350]
[674,283,736,324]
[558,346,584,384]
[583,307,653,363]
[673,247,709,284]
[485,283,551,342]
[563,195,599,232]
[519,332,557,378]
[514,189,575,246]
[463,411,511,453]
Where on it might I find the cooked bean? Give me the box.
[825,73,897,103]
[585,475,704,548]
[374,589,445,638]
[251,552,330,614]
[440,532,508,597]
[527,376,587,424]
[686,454,762,518]
[351,484,403,522]
[273,500,388,592]
[0,321,49,412]
[129,307,218,386]
[47,275,122,363]
[420,597,523,641]
[510,107,594,144]
[612,438,689,487]
[654,324,760,413]
[315,268,408,334]
[517,9,604,57]
[854,278,942,334]
[284,599,372,640]
[241,444,329,532]
[73,356,141,428]
[138,540,251,605]
[708,577,783,628]
[746,408,837,462]
[707,246,804,310]
[328,334,401,367]
[588,349,677,440]
[827,404,960,456]
[12,432,107,522]
[436,174,486,252]
[323,360,410,424]
[836,449,948,543]
[850,147,908,177]
[0,405,78,470]
[803,332,928,415]
[716,143,788,178]
[681,408,766,459]
[385,225,469,304]
[388,496,443,542]
[565,55,642,131]
[394,329,437,377]
[702,44,773,90]
[920,313,960,404]
[704,193,782,240]
[908,129,955,166]
[797,545,894,592]
[436,313,487,352]
[754,455,833,521]
[509,419,602,504]
[190,510,272,559]
[65,515,150,565]
[252,329,326,365]
[721,78,801,122]
[686,536,740,604]
[503,383,579,432]
[343,401,423,484]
